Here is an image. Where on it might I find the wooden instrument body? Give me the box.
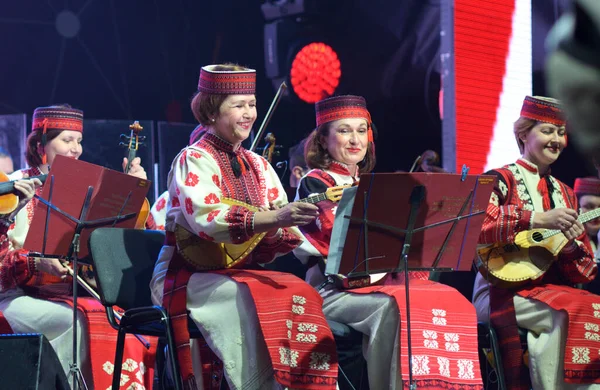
[476,228,569,287]
[175,185,348,271]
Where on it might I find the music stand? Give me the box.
[23,156,150,390]
[331,172,495,389]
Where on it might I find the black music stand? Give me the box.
[23,156,149,390]
[335,172,495,389]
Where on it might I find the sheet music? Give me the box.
[326,186,357,275]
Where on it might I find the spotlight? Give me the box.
[290,42,341,103]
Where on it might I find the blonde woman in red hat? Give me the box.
[473,96,600,390]
[149,64,339,390]
[293,95,484,390]
[0,104,154,389]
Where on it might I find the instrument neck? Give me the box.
[544,207,600,239]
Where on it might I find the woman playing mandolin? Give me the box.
[0,104,155,389]
[293,95,484,389]
[473,96,599,390]
[149,64,339,390]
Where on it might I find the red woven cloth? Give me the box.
[348,279,484,390]
[163,253,338,389]
[517,284,600,383]
[56,297,158,389]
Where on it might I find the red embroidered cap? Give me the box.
[574,177,600,197]
[197,65,256,95]
[520,96,566,126]
[32,106,84,133]
[315,95,374,142]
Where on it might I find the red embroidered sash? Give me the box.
[162,251,339,389]
[54,297,158,389]
[517,284,600,383]
[348,280,484,389]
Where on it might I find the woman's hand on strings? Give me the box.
[123,157,147,180]
[253,201,319,233]
[532,208,578,230]
[12,176,43,216]
[274,202,319,227]
[34,257,70,279]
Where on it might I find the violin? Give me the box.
[261,133,280,163]
[409,150,447,173]
[0,173,48,214]
[119,121,150,229]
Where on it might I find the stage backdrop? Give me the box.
[442,0,532,174]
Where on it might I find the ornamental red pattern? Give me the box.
[212,174,220,187]
[171,196,180,208]
[268,187,279,202]
[189,150,202,159]
[207,210,220,222]
[198,231,214,241]
[261,158,268,170]
[155,197,166,212]
[176,187,180,196]
[179,150,187,167]
[185,198,194,215]
[184,172,199,187]
[204,193,220,205]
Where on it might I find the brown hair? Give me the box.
[26,104,75,167]
[304,122,376,173]
[190,63,253,126]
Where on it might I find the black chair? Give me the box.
[88,227,205,390]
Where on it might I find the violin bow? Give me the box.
[250,81,287,152]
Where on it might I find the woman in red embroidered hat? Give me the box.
[473,96,600,390]
[0,104,155,389]
[149,64,339,390]
[293,95,484,389]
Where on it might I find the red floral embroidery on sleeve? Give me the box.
[179,150,188,166]
[189,151,202,159]
[262,158,268,170]
[176,187,180,196]
[184,172,199,187]
[185,198,194,214]
[171,196,180,207]
[207,210,220,222]
[212,174,220,187]
[268,188,279,202]
[198,232,214,241]
[155,197,166,211]
[204,193,220,205]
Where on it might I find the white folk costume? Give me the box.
[294,95,483,390]
[149,66,338,390]
[0,106,156,390]
[472,96,600,390]
[150,190,168,230]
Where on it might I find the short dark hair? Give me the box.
[289,138,307,169]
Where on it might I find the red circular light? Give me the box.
[290,42,341,103]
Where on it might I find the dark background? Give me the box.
[0,0,594,191]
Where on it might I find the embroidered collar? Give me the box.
[203,131,243,154]
[329,161,358,177]
[516,158,551,177]
[31,166,43,176]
